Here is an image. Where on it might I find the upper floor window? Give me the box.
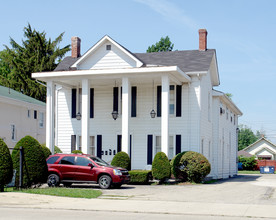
[27,109,30,118]
[34,110,37,119]
[11,124,16,141]
[169,85,175,115]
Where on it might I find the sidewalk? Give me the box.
[1,192,276,219]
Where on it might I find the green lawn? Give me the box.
[5,187,102,199]
[238,170,276,174]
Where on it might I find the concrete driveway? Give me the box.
[1,174,276,219]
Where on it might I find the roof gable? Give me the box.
[71,35,143,70]
[243,137,276,153]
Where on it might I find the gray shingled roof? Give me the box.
[55,49,215,73]
[0,85,45,106]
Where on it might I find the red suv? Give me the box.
[46,153,130,189]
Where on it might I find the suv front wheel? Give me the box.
[99,175,112,189]
[47,174,60,187]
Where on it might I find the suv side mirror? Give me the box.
[88,163,94,168]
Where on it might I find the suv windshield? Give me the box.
[90,156,110,167]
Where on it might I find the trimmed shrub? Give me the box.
[129,170,152,184]
[0,138,13,192]
[170,151,187,179]
[41,144,51,159]
[152,152,171,182]
[54,146,62,153]
[238,155,257,170]
[179,151,211,183]
[111,151,131,170]
[72,150,83,154]
[11,136,48,188]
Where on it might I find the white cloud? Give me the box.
[134,0,199,30]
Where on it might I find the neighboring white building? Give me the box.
[33,29,242,178]
[243,137,276,160]
[0,85,46,149]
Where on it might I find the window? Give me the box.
[39,112,44,128]
[47,156,59,164]
[155,136,161,154]
[78,136,82,151]
[201,139,204,154]
[59,156,75,165]
[208,92,211,121]
[226,107,229,120]
[75,157,91,166]
[11,125,16,141]
[169,85,175,115]
[88,136,95,156]
[168,136,174,160]
[106,45,111,50]
[27,110,30,118]
[34,110,37,119]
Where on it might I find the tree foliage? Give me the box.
[0,138,13,192]
[0,23,70,102]
[238,125,259,150]
[147,36,174,53]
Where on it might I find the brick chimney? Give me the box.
[71,36,81,58]
[198,29,207,51]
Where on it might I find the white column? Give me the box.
[81,79,90,154]
[122,77,130,154]
[46,81,55,154]
[161,75,169,155]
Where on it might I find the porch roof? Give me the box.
[32,66,191,86]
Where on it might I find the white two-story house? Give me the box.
[33,29,242,178]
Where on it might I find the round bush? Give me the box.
[0,138,13,191]
[152,152,171,182]
[111,151,131,170]
[170,151,187,179]
[72,150,83,154]
[11,136,48,188]
[41,144,51,159]
[54,146,62,154]
[179,151,211,183]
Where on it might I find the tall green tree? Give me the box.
[0,24,70,101]
[147,36,174,53]
[238,125,258,150]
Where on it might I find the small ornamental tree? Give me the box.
[111,151,131,170]
[152,152,171,183]
[11,136,48,188]
[0,138,13,192]
[55,146,62,153]
[41,144,51,159]
[170,151,187,179]
[72,150,83,154]
[179,151,211,183]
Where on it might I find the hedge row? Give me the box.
[128,170,152,184]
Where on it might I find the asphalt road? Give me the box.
[1,174,276,220]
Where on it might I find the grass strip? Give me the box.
[17,187,102,199]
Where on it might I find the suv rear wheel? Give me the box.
[99,175,112,189]
[47,174,60,187]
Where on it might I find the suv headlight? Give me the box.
[113,169,122,176]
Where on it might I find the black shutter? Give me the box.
[34,110,37,119]
[176,135,181,154]
[176,85,182,117]
[113,87,119,112]
[97,135,102,159]
[129,135,132,161]
[147,135,153,164]
[71,135,76,152]
[90,88,94,118]
[157,86,161,117]
[131,87,137,117]
[117,135,122,153]
[71,88,77,118]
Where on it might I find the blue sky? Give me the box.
[1,0,276,142]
